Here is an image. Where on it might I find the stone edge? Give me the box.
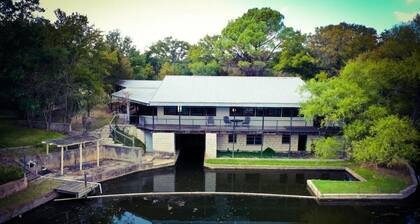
[204,162,417,201]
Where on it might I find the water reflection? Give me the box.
[9,167,420,224]
[103,167,355,196]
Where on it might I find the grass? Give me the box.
[205,158,411,194]
[0,120,63,148]
[311,166,411,194]
[0,165,24,185]
[206,158,350,167]
[0,178,60,212]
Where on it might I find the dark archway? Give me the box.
[175,133,205,168]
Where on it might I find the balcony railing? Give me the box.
[130,115,321,134]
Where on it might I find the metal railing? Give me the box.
[109,114,135,147]
[133,115,315,133]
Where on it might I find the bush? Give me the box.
[263,147,276,157]
[313,137,343,159]
[352,116,419,166]
[0,165,24,185]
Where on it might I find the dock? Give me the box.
[53,178,102,198]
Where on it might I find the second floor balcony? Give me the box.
[127,115,323,134]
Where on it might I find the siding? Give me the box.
[217,134,318,152]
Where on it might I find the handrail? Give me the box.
[109,113,135,147]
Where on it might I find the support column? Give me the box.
[46,144,49,155]
[127,101,130,123]
[60,146,64,175]
[96,141,100,167]
[79,143,83,171]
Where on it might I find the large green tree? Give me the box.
[217,8,286,76]
[308,22,377,76]
[301,17,420,165]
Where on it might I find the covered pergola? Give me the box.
[42,135,102,176]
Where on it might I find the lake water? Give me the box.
[8,167,420,223]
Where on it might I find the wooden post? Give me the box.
[46,144,49,155]
[79,143,83,171]
[96,141,100,167]
[60,146,64,175]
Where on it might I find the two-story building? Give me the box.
[112,75,324,160]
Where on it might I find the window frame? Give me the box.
[282,134,291,144]
[246,134,262,145]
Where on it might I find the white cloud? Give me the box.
[394,11,418,22]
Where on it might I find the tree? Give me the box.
[301,17,420,166]
[147,36,190,65]
[308,22,377,76]
[273,28,318,79]
[217,8,286,76]
[187,35,222,76]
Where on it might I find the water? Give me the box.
[8,167,420,223]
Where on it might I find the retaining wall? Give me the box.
[0,177,27,199]
[26,144,144,171]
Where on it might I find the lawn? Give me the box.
[0,120,63,148]
[206,158,350,167]
[205,158,412,194]
[0,178,60,212]
[311,166,411,194]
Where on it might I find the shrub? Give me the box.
[263,147,276,157]
[352,116,419,166]
[0,165,24,185]
[313,137,343,159]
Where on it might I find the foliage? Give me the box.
[301,15,420,165]
[308,22,377,76]
[313,137,344,159]
[352,116,419,165]
[263,147,276,156]
[0,164,24,185]
[217,8,286,76]
[274,28,318,79]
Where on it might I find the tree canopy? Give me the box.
[301,15,420,165]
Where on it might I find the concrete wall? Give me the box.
[0,177,27,199]
[27,144,144,170]
[152,132,175,154]
[205,133,217,159]
[217,134,316,152]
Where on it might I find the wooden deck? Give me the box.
[54,179,101,198]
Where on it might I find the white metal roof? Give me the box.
[117,80,162,89]
[112,76,308,108]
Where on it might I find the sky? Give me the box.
[40,0,420,51]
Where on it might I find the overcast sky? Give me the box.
[40,0,420,51]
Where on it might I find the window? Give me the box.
[138,105,157,116]
[163,106,178,115]
[246,134,262,145]
[228,134,237,143]
[282,135,290,144]
[163,106,216,116]
[282,108,299,117]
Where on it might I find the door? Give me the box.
[298,135,307,151]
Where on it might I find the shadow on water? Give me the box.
[8,145,420,223]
